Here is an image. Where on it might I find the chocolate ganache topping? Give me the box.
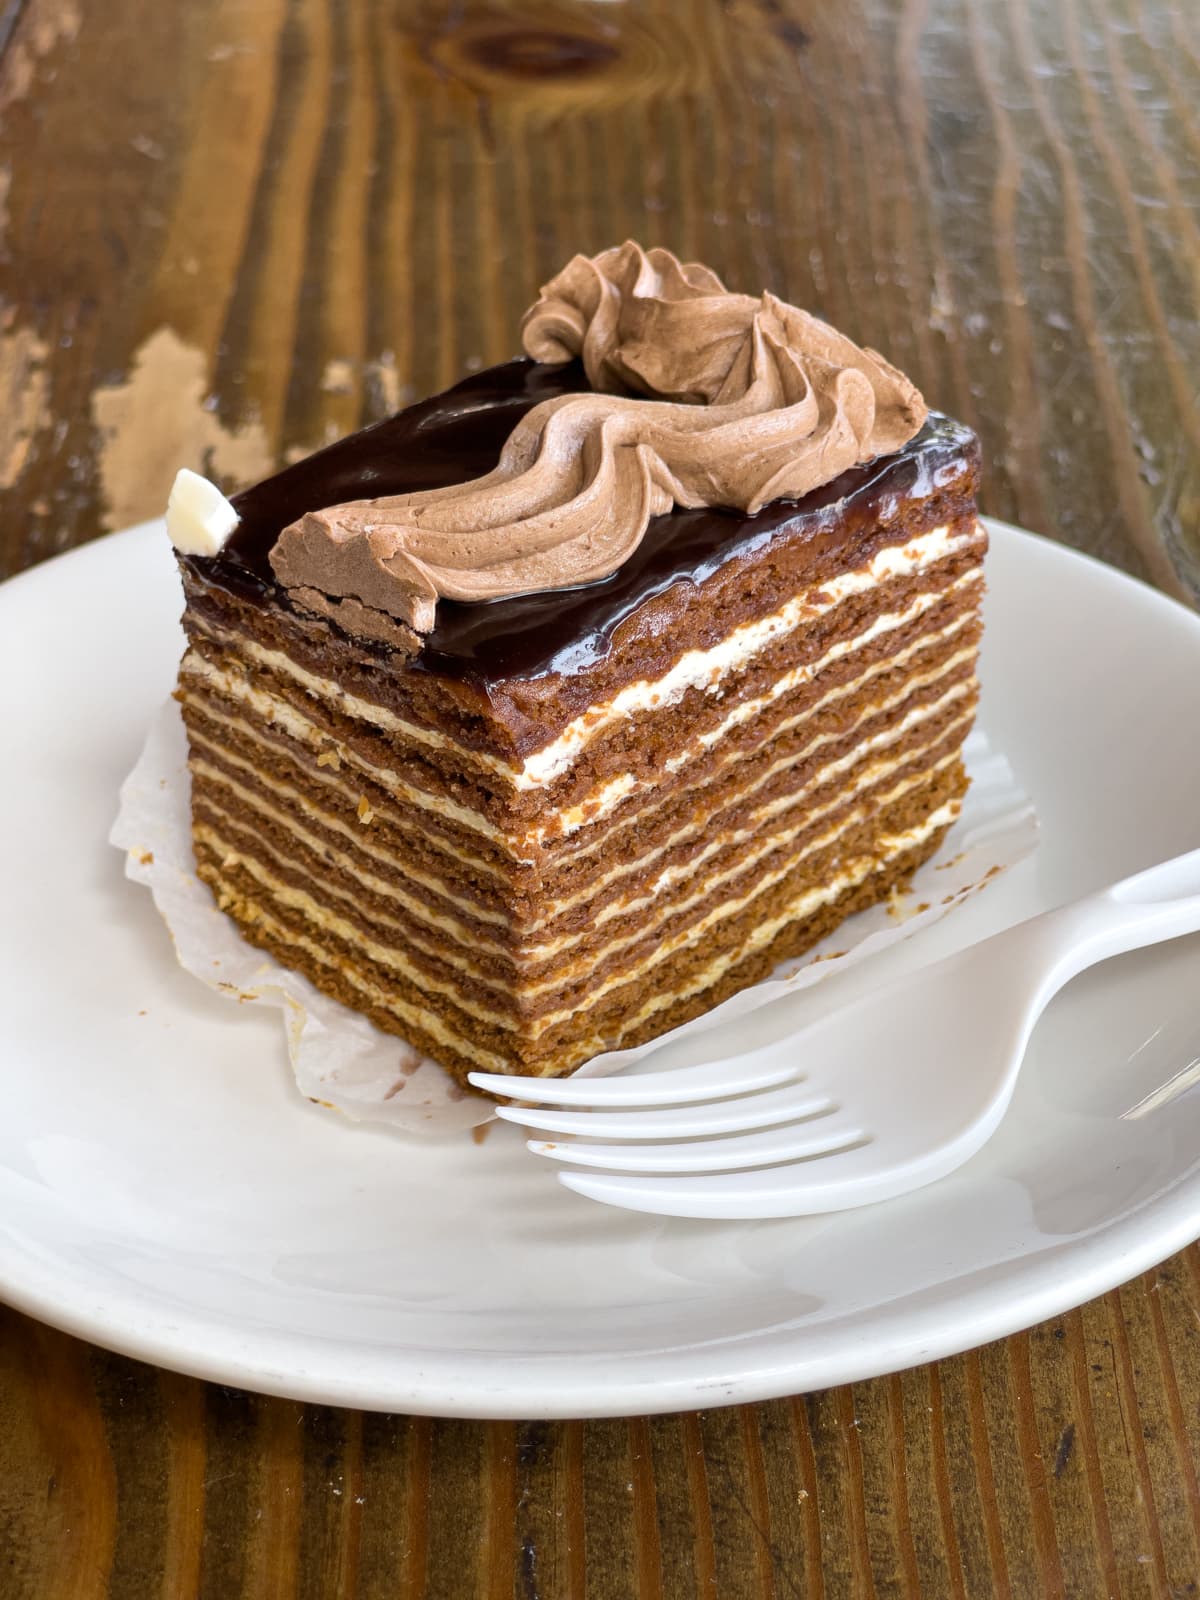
[269,242,928,640]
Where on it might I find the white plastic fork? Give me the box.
[468,847,1200,1219]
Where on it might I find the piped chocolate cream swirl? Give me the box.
[270,243,928,639]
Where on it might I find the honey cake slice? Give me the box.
[168,246,985,1086]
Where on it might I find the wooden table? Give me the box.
[2,0,1198,1593]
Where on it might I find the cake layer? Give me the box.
[181,648,977,967]
[177,592,980,936]
[193,762,964,1084]
[185,517,982,791]
[181,504,983,783]
[178,548,984,850]
[187,698,972,1003]
[180,535,983,841]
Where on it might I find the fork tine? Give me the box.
[527,1119,865,1174]
[494,1085,835,1140]
[556,1136,949,1220]
[467,1050,804,1108]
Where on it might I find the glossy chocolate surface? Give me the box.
[184,359,977,686]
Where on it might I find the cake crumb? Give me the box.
[217,981,259,1002]
[316,749,341,770]
[356,796,375,824]
[471,1122,493,1145]
[887,885,933,923]
[134,849,154,866]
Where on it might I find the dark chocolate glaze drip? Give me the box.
[184,358,978,687]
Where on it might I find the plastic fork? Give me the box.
[468,847,1200,1219]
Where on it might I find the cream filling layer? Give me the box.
[183,697,508,877]
[519,523,977,784]
[185,651,975,949]
[197,876,512,1073]
[556,796,962,1070]
[179,659,510,845]
[181,566,982,856]
[542,608,978,878]
[190,748,509,932]
[201,793,959,1071]
[545,574,979,845]
[190,742,508,934]
[194,712,970,992]
[198,742,964,1028]
[184,616,974,915]
[572,704,971,947]
[188,521,980,792]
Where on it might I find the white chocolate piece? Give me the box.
[166,468,240,557]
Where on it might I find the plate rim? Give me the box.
[2,516,1199,1418]
[0,1178,1196,1418]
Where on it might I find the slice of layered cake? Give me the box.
[169,243,986,1086]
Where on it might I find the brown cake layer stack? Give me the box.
[170,248,986,1086]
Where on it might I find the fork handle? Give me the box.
[1029,844,1200,1000]
[1107,844,1200,906]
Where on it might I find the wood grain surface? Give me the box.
[1,0,1197,1594]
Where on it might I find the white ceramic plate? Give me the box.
[1,520,1198,1418]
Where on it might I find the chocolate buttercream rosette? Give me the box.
[269,243,928,644]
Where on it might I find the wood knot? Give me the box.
[461,27,618,80]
